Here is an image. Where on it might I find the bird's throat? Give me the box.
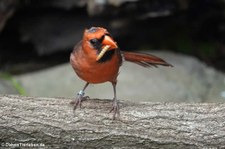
[97,49,115,63]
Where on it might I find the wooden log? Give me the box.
[0,95,225,148]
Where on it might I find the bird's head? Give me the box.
[82,27,118,61]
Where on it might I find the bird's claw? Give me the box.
[70,94,89,110]
[109,99,120,120]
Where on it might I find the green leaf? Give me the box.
[0,73,27,95]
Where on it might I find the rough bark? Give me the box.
[0,95,225,148]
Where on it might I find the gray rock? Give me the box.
[15,51,225,102]
[19,13,107,55]
[0,0,18,32]
[16,0,187,56]
[36,0,86,10]
[0,79,18,94]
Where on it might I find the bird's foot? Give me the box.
[70,90,89,110]
[109,98,120,120]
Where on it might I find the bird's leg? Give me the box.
[109,81,120,119]
[70,82,89,110]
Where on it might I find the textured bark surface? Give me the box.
[0,95,225,148]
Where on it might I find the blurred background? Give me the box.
[0,0,225,102]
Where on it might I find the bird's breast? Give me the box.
[70,50,121,84]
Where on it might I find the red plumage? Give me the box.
[123,51,173,67]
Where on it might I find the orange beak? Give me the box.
[96,35,118,61]
[102,35,118,49]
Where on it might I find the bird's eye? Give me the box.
[89,38,102,50]
[90,39,98,46]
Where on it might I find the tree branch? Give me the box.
[0,95,224,148]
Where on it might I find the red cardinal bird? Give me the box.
[70,27,172,119]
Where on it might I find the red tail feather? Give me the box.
[122,51,173,68]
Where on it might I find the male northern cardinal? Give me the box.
[70,27,172,119]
